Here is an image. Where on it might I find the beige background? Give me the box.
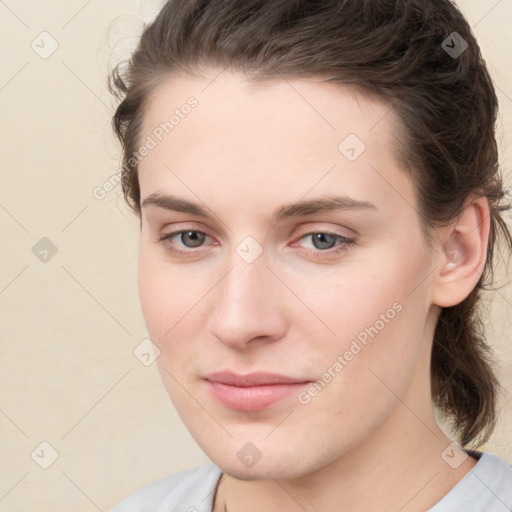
[0,1,511,510]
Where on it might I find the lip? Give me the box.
[204,371,312,411]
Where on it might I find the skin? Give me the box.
[136,69,489,511]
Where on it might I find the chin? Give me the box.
[203,440,329,482]
[216,459,306,481]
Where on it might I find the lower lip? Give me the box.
[206,380,310,411]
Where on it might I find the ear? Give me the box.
[431,195,490,308]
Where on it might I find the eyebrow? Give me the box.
[141,192,377,223]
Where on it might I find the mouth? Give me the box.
[204,371,312,411]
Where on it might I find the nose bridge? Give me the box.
[220,251,271,318]
[207,246,286,347]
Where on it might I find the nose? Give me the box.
[206,251,288,350]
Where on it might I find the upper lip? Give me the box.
[205,371,311,387]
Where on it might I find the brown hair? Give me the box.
[108,0,512,448]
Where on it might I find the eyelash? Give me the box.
[155,229,355,259]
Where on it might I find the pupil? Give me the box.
[182,231,205,247]
[312,233,336,250]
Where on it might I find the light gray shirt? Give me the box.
[110,452,512,511]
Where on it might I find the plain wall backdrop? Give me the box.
[1,0,511,510]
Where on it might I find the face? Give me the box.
[136,70,439,481]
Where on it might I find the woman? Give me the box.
[108,0,512,510]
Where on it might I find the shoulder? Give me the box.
[466,451,512,500]
[428,451,512,511]
[475,451,512,476]
[109,463,223,512]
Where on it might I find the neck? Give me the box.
[214,406,476,512]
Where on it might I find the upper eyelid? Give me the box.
[159,224,215,239]
[161,227,350,239]
[160,220,354,237]
[294,227,352,237]
[291,225,355,243]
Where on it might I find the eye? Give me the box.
[174,230,206,248]
[155,228,354,259]
[156,229,214,257]
[293,231,354,256]
[303,233,339,250]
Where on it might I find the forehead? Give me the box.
[140,70,397,151]
[137,70,414,222]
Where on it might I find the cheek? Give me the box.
[279,260,400,341]
[286,244,429,370]
[137,248,204,343]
